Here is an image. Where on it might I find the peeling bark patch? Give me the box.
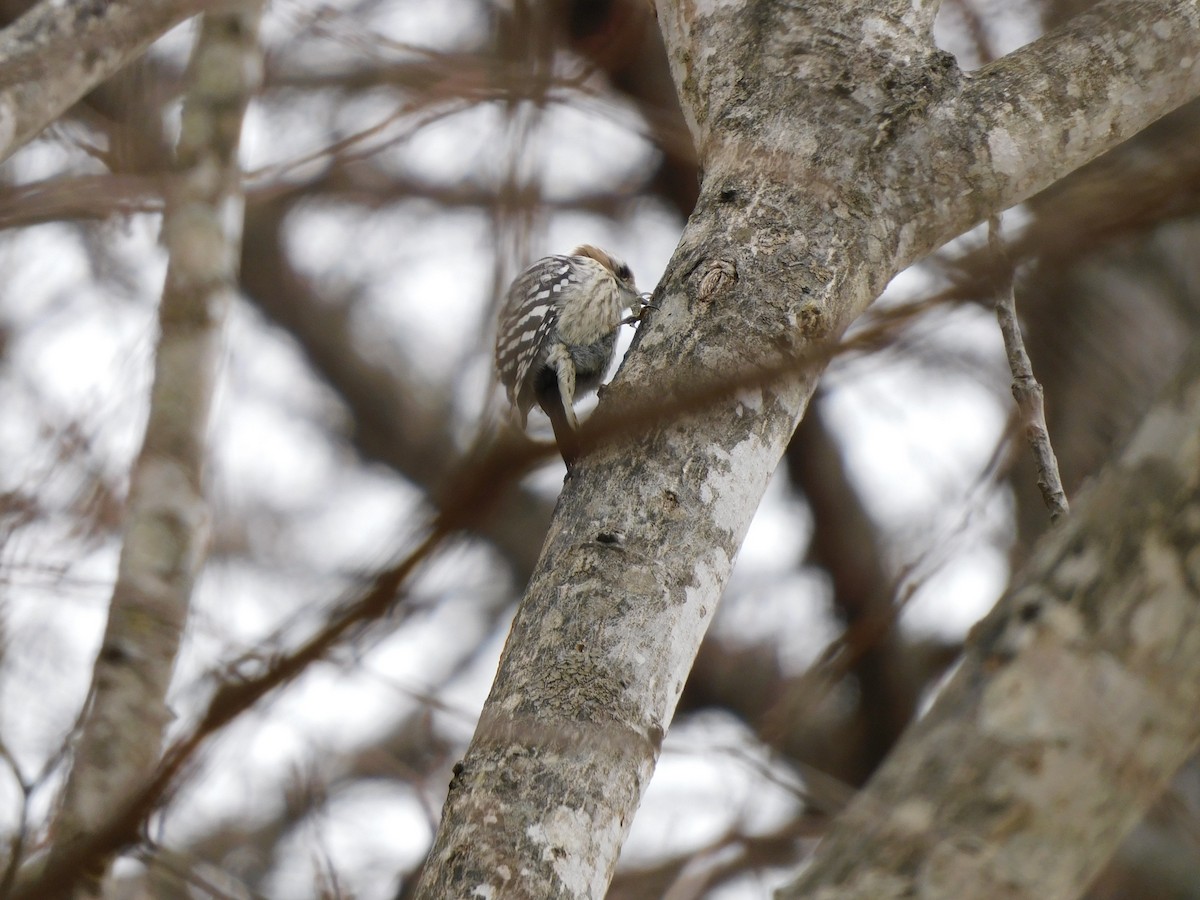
[734,387,763,415]
[987,128,1021,177]
[527,805,620,898]
[698,434,772,541]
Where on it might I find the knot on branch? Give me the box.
[698,258,737,301]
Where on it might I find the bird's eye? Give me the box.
[616,264,632,282]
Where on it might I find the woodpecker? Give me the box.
[495,245,647,467]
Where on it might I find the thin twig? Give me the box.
[987,216,1069,523]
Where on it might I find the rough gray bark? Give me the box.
[414,0,1200,898]
[43,7,261,896]
[780,340,1200,898]
[0,0,211,162]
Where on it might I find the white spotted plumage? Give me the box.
[494,245,643,464]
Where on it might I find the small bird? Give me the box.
[495,245,648,467]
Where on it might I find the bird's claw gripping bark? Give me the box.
[620,293,657,327]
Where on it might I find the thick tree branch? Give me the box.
[0,0,211,162]
[894,0,1200,265]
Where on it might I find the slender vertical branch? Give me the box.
[989,217,1070,523]
[43,6,263,896]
